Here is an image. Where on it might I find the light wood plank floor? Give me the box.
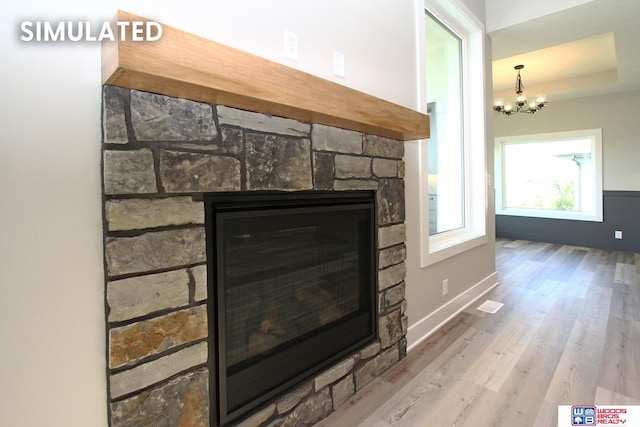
[317,239,640,427]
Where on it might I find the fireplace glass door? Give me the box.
[205,191,377,426]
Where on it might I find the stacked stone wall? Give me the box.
[102,86,408,426]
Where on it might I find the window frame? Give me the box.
[495,129,603,222]
[418,0,487,267]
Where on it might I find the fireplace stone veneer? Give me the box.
[102,85,408,426]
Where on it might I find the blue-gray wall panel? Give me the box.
[496,191,640,253]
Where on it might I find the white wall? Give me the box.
[460,0,485,22]
[494,90,640,192]
[485,0,595,33]
[0,1,420,426]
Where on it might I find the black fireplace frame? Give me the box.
[204,190,378,426]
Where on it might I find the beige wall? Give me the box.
[494,90,640,191]
[404,0,497,349]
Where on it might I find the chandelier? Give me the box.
[493,65,548,115]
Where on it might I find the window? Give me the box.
[417,0,487,267]
[495,129,603,222]
[425,12,464,235]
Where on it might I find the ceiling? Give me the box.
[489,0,640,103]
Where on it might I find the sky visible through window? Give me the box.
[504,139,593,212]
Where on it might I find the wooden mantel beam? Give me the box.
[102,10,429,141]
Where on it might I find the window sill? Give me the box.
[496,208,603,222]
[422,230,487,267]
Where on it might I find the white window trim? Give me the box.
[495,129,603,222]
[417,0,488,267]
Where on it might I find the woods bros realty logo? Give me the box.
[558,405,640,426]
[20,19,162,42]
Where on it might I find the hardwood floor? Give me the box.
[316,239,640,427]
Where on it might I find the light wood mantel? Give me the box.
[102,10,429,141]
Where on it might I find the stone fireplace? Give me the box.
[102,86,409,426]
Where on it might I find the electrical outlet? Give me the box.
[283,30,298,61]
[442,279,449,296]
[615,230,623,239]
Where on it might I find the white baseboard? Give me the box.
[406,271,499,352]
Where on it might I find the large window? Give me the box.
[425,12,464,235]
[418,0,487,267]
[495,129,603,222]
